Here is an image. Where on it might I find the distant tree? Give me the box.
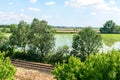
[28,18,55,62]
[100,20,116,33]
[10,24,17,33]
[72,27,102,61]
[9,20,30,53]
[113,25,120,33]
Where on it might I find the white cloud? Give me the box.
[46,1,56,6]
[65,1,69,5]
[90,12,97,15]
[65,0,120,12]
[41,16,51,20]
[109,0,116,5]
[28,7,40,12]
[0,12,33,23]
[30,0,37,3]
[8,2,13,5]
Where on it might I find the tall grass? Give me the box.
[101,34,120,46]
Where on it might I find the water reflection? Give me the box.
[55,34,120,52]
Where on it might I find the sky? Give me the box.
[0,0,120,27]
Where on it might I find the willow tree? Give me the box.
[72,27,102,61]
[9,20,30,53]
[28,18,55,62]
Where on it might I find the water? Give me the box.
[54,34,120,52]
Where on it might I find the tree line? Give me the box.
[100,20,120,33]
[0,18,102,63]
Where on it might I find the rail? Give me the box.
[11,59,54,72]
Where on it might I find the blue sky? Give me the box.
[0,0,120,27]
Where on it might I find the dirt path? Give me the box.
[15,67,55,80]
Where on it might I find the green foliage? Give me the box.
[100,20,117,33]
[52,57,83,80]
[53,51,120,80]
[10,24,17,33]
[47,45,70,64]
[0,52,16,80]
[82,51,120,80]
[1,27,10,33]
[72,27,102,61]
[113,25,120,33]
[28,18,55,62]
[9,20,30,53]
[101,34,120,46]
[8,18,55,63]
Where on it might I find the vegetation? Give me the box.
[72,27,102,61]
[9,20,30,53]
[47,45,70,64]
[6,18,55,63]
[101,34,120,46]
[0,52,16,80]
[100,20,120,34]
[29,18,55,62]
[0,18,120,80]
[52,50,120,80]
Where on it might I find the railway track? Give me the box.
[11,59,54,72]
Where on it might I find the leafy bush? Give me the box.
[0,52,16,80]
[52,51,120,80]
[48,45,70,64]
[52,57,83,80]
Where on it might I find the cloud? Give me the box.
[8,2,13,5]
[30,0,37,3]
[0,12,33,23]
[28,7,40,12]
[41,16,51,20]
[109,0,116,5]
[65,0,120,12]
[45,1,56,6]
[90,12,97,15]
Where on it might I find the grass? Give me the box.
[101,34,120,46]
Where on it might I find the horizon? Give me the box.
[1,0,120,27]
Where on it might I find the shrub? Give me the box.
[0,52,16,80]
[48,45,70,64]
[52,57,83,80]
[52,51,120,80]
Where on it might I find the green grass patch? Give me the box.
[101,34,120,46]
[0,33,11,38]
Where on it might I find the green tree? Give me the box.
[10,24,17,33]
[113,25,120,33]
[28,18,55,62]
[100,20,116,33]
[72,27,102,61]
[0,52,16,80]
[9,20,30,53]
[53,51,120,80]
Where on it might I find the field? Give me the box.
[54,28,100,33]
[101,34,120,46]
[15,67,55,80]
